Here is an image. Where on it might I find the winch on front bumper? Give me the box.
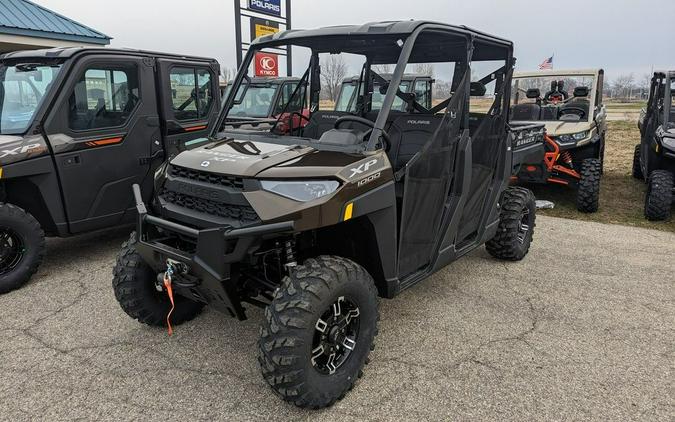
[131,184,294,320]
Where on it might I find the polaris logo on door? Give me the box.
[249,0,281,17]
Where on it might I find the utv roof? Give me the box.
[252,21,513,63]
[341,73,432,83]
[514,69,603,78]
[0,46,218,64]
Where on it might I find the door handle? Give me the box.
[63,155,81,167]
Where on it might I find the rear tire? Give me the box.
[486,187,536,261]
[112,232,204,327]
[0,203,45,294]
[644,170,673,221]
[632,144,643,180]
[258,256,378,408]
[576,158,601,213]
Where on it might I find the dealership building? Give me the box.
[0,0,110,53]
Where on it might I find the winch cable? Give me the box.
[163,266,176,336]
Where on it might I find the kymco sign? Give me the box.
[255,52,279,77]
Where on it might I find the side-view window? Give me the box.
[170,67,213,121]
[68,65,139,131]
[275,82,303,115]
[414,80,431,109]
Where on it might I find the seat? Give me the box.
[511,103,541,121]
[302,111,354,139]
[559,86,590,118]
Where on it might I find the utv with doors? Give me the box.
[111,21,540,408]
[335,73,433,113]
[633,71,675,220]
[226,76,309,133]
[0,47,220,293]
[510,69,607,212]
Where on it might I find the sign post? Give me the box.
[234,0,292,76]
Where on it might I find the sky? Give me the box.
[37,0,675,84]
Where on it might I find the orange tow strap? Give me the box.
[163,270,175,336]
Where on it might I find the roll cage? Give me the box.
[215,21,514,152]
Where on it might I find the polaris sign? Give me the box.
[249,0,281,17]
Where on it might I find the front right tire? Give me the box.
[644,170,673,221]
[0,203,45,294]
[258,255,378,409]
[112,232,204,326]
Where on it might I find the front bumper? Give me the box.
[131,184,294,320]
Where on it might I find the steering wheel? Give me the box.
[334,116,391,151]
[559,106,586,119]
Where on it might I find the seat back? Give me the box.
[511,103,541,121]
[386,114,445,171]
[302,111,352,139]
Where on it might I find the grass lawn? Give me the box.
[522,120,674,233]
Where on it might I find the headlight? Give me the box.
[663,136,675,150]
[261,180,339,202]
[556,131,589,144]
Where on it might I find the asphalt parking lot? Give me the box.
[1,216,673,421]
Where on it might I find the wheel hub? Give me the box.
[311,296,360,375]
[0,228,25,275]
[517,209,531,244]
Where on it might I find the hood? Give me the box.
[169,139,316,177]
[0,134,49,166]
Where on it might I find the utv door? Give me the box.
[43,55,159,234]
[157,60,220,157]
[397,74,469,278]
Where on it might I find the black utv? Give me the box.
[0,47,221,293]
[633,71,675,220]
[112,21,541,408]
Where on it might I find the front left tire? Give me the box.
[0,203,45,294]
[258,255,378,409]
[576,158,601,213]
[644,170,673,221]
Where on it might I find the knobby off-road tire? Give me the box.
[632,144,644,180]
[258,256,379,409]
[576,158,601,213]
[486,187,536,261]
[0,203,45,294]
[644,170,673,221]
[112,232,204,327]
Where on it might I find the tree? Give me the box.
[372,64,393,74]
[320,55,348,101]
[220,66,237,84]
[414,63,434,77]
[612,73,635,101]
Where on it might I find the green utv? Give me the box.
[112,21,542,408]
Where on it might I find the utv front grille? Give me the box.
[169,165,245,190]
[160,189,260,223]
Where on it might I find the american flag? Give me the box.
[538,56,553,70]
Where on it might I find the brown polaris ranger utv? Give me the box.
[112,21,542,408]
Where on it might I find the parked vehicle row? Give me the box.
[0,18,671,410]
